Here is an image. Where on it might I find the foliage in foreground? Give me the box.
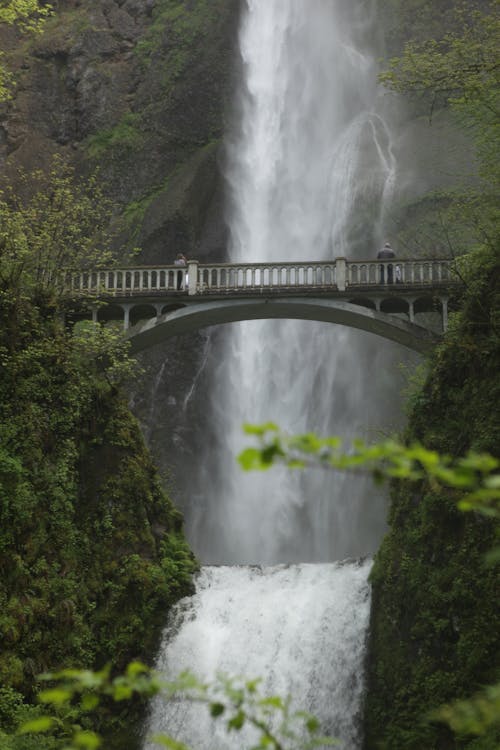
[239,423,500,747]
[15,662,336,750]
[239,424,500,523]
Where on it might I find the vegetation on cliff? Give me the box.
[0,0,50,101]
[0,163,197,749]
[362,2,500,747]
[363,247,499,750]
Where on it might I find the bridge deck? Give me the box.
[64,258,461,354]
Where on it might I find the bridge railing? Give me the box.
[64,258,456,296]
[346,259,453,285]
[198,261,337,290]
[64,267,185,294]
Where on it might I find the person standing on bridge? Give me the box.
[377,241,395,284]
[174,253,187,290]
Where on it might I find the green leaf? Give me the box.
[238,448,270,471]
[306,716,320,733]
[81,693,100,711]
[18,716,56,734]
[210,702,225,717]
[152,735,191,750]
[73,730,101,749]
[228,709,245,731]
[38,687,72,705]
[258,696,284,710]
[112,682,133,701]
[126,660,150,678]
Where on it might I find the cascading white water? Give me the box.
[144,2,405,748]
[143,560,372,750]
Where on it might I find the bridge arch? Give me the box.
[124,297,440,355]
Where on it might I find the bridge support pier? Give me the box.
[122,304,132,331]
[441,296,448,332]
[408,299,415,324]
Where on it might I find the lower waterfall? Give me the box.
[142,561,372,750]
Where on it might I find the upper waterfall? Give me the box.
[185,0,403,565]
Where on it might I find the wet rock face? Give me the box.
[2,1,140,166]
[1,0,239,260]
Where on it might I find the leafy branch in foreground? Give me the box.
[238,423,500,520]
[239,423,500,738]
[431,683,500,738]
[18,663,336,750]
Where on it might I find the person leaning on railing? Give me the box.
[376,242,395,284]
[174,253,187,290]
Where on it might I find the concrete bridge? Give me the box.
[65,257,459,354]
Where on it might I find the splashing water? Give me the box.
[143,561,372,750]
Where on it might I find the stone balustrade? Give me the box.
[65,257,456,297]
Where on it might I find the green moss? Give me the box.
[123,174,172,233]
[84,113,144,160]
[135,0,221,76]
[122,139,219,240]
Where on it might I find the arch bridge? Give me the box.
[65,257,460,355]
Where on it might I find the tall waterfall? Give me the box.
[188,0,398,565]
[144,1,404,748]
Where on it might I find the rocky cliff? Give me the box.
[1,0,241,508]
[1,0,239,260]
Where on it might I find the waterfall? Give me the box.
[143,561,372,750]
[144,1,405,747]
[187,0,399,565]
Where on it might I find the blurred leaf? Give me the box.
[18,716,56,734]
